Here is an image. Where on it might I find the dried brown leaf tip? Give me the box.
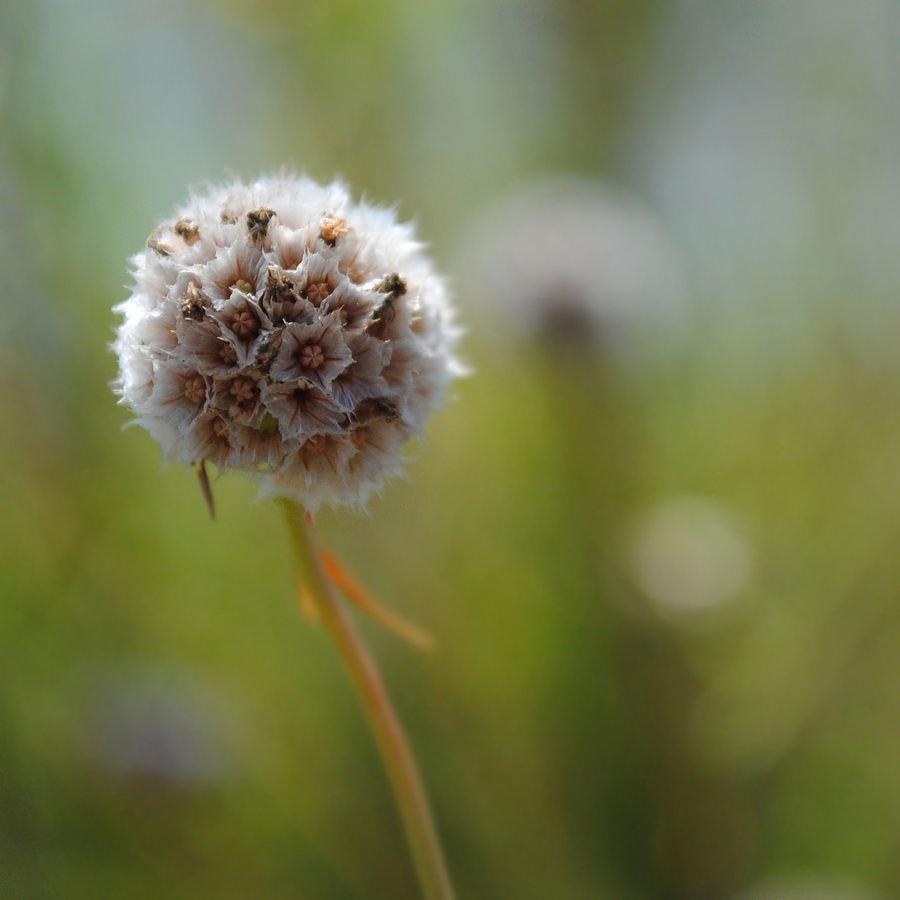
[320,216,349,246]
[197,459,216,519]
[146,229,172,256]
[349,397,399,429]
[368,274,406,335]
[375,273,407,297]
[175,218,202,246]
[246,207,277,244]
[181,281,207,320]
[266,265,293,298]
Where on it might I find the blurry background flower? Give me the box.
[627,496,754,621]
[457,176,684,353]
[80,666,237,788]
[3,0,900,898]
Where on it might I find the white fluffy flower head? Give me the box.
[114,174,461,509]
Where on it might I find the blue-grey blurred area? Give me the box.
[2,1,900,897]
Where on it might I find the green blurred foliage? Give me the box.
[1,1,900,898]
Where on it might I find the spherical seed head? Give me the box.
[113,174,462,510]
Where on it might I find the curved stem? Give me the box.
[280,499,455,900]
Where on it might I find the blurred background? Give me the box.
[2,1,900,898]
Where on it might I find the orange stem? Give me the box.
[281,500,455,900]
[320,547,436,651]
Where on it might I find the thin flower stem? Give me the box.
[320,547,437,652]
[280,499,456,900]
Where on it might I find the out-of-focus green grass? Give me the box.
[2,1,900,898]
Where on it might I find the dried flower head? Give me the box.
[114,174,461,509]
[458,176,683,349]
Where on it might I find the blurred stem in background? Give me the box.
[537,339,643,889]
[551,0,664,170]
[281,500,455,900]
[540,338,755,899]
